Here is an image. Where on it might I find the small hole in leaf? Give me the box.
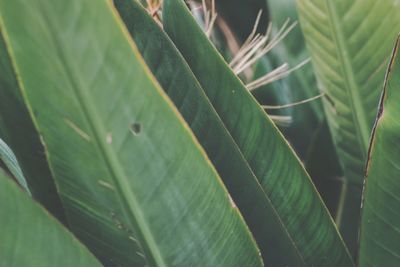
[130,123,141,135]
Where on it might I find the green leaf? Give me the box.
[257,3,344,213]
[296,0,400,255]
[0,137,31,195]
[296,0,400,185]
[359,36,400,266]
[163,0,355,266]
[0,32,65,221]
[252,54,320,158]
[0,0,262,266]
[114,1,306,265]
[305,121,343,214]
[267,0,323,119]
[0,170,102,267]
[263,0,324,158]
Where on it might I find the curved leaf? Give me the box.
[0,0,262,266]
[296,0,400,185]
[0,32,65,220]
[114,1,306,265]
[296,0,400,254]
[163,0,354,266]
[359,36,400,267]
[0,170,102,267]
[0,137,31,195]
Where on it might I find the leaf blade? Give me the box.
[0,31,65,220]
[0,137,31,195]
[163,0,355,266]
[359,36,400,267]
[296,0,400,254]
[114,1,307,265]
[0,171,102,267]
[296,0,400,184]
[0,0,263,266]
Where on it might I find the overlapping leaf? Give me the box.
[296,0,400,253]
[0,33,64,220]
[0,137,31,195]
[0,0,262,266]
[296,0,400,184]
[265,0,324,156]
[359,36,400,267]
[163,0,354,266]
[0,171,102,267]
[115,1,307,265]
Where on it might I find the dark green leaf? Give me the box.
[163,0,355,266]
[262,0,324,157]
[115,1,307,265]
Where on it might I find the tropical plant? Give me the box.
[0,0,399,266]
[296,0,400,256]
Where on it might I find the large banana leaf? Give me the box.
[0,33,65,221]
[0,170,102,267]
[114,1,309,265]
[296,0,400,254]
[0,0,263,266]
[359,36,400,267]
[163,0,354,266]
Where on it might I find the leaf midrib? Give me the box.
[324,0,370,155]
[1,1,167,266]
